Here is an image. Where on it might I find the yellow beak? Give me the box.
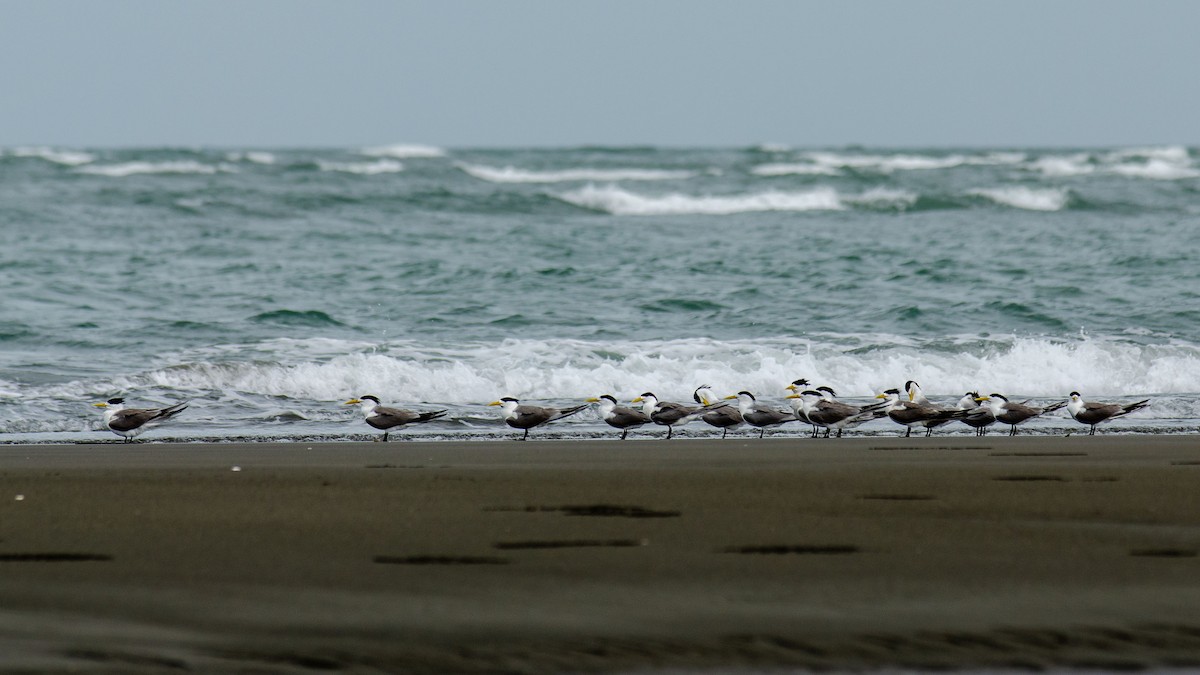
[975,396,990,402]
[92,402,108,408]
[630,397,643,403]
[875,393,887,399]
[344,399,361,405]
[585,397,600,403]
[908,390,915,402]
[785,393,800,399]
[487,400,502,407]
[723,395,737,400]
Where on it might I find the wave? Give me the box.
[1028,147,1198,180]
[316,159,404,175]
[555,184,845,215]
[360,143,446,159]
[7,146,95,166]
[457,163,695,183]
[87,334,1200,405]
[224,151,277,164]
[802,151,1026,173]
[751,163,842,177]
[969,187,1070,211]
[76,161,232,177]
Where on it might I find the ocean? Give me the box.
[1,144,1197,442]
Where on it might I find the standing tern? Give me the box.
[956,392,996,436]
[632,392,725,440]
[1066,392,1150,435]
[488,397,587,440]
[693,385,743,439]
[904,380,957,435]
[345,395,447,441]
[976,394,1066,436]
[787,389,888,438]
[876,388,969,437]
[727,391,798,438]
[587,395,651,440]
[93,397,188,443]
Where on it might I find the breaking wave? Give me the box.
[458,163,695,183]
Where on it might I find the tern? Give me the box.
[727,391,798,438]
[904,380,957,435]
[587,395,651,440]
[787,388,888,438]
[976,394,1066,436]
[488,397,587,440]
[345,395,447,441]
[956,392,996,436]
[1066,392,1150,435]
[693,385,743,438]
[92,397,188,443]
[632,392,725,440]
[876,388,969,437]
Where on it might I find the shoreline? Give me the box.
[3,437,1200,672]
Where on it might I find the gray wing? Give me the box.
[368,406,446,430]
[1074,402,1122,424]
[108,403,187,432]
[702,406,743,427]
[606,406,651,429]
[652,401,700,425]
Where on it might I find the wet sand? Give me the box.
[2,435,1200,673]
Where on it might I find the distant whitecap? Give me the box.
[555,184,844,215]
[360,143,446,159]
[969,186,1069,211]
[77,161,229,177]
[316,159,404,175]
[458,163,695,183]
[11,147,95,166]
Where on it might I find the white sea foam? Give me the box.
[1029,154,1095,177]
[751,162,843,177]
[969,186,1069,211]
[10,146,95,166]
[316,159,404,175]
[225,151,276,164]
[77,161,231,177]
[458,163,695,183]
[360,143,446,159]
[754,143,792,153]
[1108,158,1200,180]
[106,335,1199,408]
[555,184,844,215]
[844,188,919,209]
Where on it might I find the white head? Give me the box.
[875,388,903,409]
[631,392,659,415]
[958,392,980,410]
[785,378,810,393]
[487,397,520,416]
[904,380,927,403]
[816,386,837,402]
[587,394,618,415]
[345,395,381,416]
[1067,391,1084,414]
[92,397,127,421]
[730,391,757,413]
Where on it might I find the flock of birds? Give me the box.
[91,381,1151,443]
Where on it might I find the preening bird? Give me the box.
[693,385,743,439]
[587,394,651,440]
[632,392,725,440]
[1066,391,1150,435]
[787,389,888,438]
[93,397,188,442]
[488,397,587,440]
[876,388,969,437]
[345,395,447,441]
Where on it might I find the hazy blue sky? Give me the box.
[3,0,1198,148]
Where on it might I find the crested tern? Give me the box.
[956,392,996,436]
[976,393,1066,436]
[693,385,743,438]
[727,391,798,438]
[903,380,959,435]
[587,395,651,440]
[488,397,587,440]
[876,388,969,437]
[787,388,888,438]
[93,397,188,442]
[632,392,724,440]
[345,395,447,441]
[1066,391,1150,435]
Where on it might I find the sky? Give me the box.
[2,0,1199,148]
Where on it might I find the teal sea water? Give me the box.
[2,144,1198,441]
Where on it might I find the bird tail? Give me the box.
[417,410,448,423]
[1117,399,1151,417]
[550,404,588,422]
[1041,400,1068,414]
[154,402,188,422]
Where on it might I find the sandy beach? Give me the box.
[2,435,1200,673]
